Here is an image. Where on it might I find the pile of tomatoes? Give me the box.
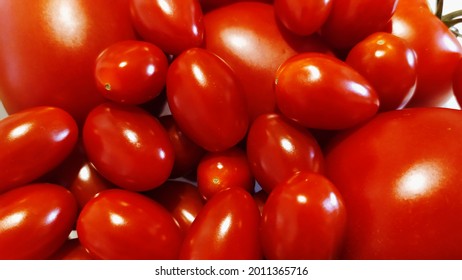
[1,0,462,260]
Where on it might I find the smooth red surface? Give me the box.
[453,58,462,107]
[49,239,94,260]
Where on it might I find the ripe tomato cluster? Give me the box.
[1,0,462,260]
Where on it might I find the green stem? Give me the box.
[435,0,444,19]
[437,0,462,37]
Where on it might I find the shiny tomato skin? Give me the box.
[246,114,325,193]
[83,102,174,192]
[167,48,249,152]
[77,189,182,259]
[180,188,262,259]
[0,0,136,124]
[261,172,347,260]
[326,108,462,259]
[0,183,78,259]
[197,147,254,200]
[274,0,333,36]
[275,53,379,130]
[94,40,169,105]
[49,239,94,260]
[204,2,332,121]
[346,32,417,111]
[0,107,78,193]
[391,0,462,107]
[130,0,204,55]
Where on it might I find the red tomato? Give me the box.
[275,53,379,130]
[246,114,325,193]
[320,0,398,50]
[94,40,168,105]
[274,0,333,36]
[197,147,255,200]
[326,108,462,259]
[146,180,204,235]
[261,172,346,259]
[346,32,417,111]
[180,188,261,259]
[453,58,462,106]
[0,183,78,259]
[159,115,205,178]
[77,189,182,259]
[130,0,204,55]
[83,102,174,192]
[0,107,78,193]
[391,0,462,107]
[49,238,94,260]
[167,48,249,152]
[0,0,136,124]
[204,2,332,121]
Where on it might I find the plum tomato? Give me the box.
[0,183,78,259]
[246,114,325,193]
[77,189,182,259]
[94,40,169,105]
[0,106,78,193]
[326,108,462,259]
[197,147,255,200]
[179,188,261,259]
[166,48,249,152]
[260,172,347,260]
[346,32,417,111]
[275,53,379,130]
[83,102,174,192]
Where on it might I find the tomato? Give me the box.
[275,53,379,130]
[77,189,182,259]
[260,172,346,260]
[346,32,417,111]
[167,48,249,152]
[49,238,94,260]
[274,0,333,36]
[159,115,205,178]
[391,0,462,107]
[246,114,325,193]
[204,2,332,121]
[197,147,254,200]
[326,108,462,259]
[180,188,261,259]
[0,107,78,193]
[453,58,462,106]
[0,183,78,259]
[0,0,136,124]
[94,40,168,105]
[129,0,204,55]
[83,102,174,192]
[146,180,204,235]
[320,0,398,50]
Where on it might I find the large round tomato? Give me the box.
[0,0,136,124]
[326,108,462,259]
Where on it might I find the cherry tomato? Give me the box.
[346,32,417,111]
[167,48,249,152]
[274,0,333,36]
[129,0,204,55]
[49,238,94,260]
[204,2,332,121]
[0,107,78,193]
[0,183,78,259]
[391,0,462,107]
[94,40,168,105]
[275,53,379,130]
[326,108,462,259]
[246,114,325,193]
[180,188,261,259]
[83,102,174,192]
[77,189,182,259]
[197,147,254,200]
[0,0,136,124]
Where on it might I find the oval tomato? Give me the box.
[0,183,78,259]
[326,108,462,259]
[0,107,78,193]
[77,189,182,259]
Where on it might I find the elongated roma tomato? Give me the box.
[0,183,78,259]
[0,107,78,193]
